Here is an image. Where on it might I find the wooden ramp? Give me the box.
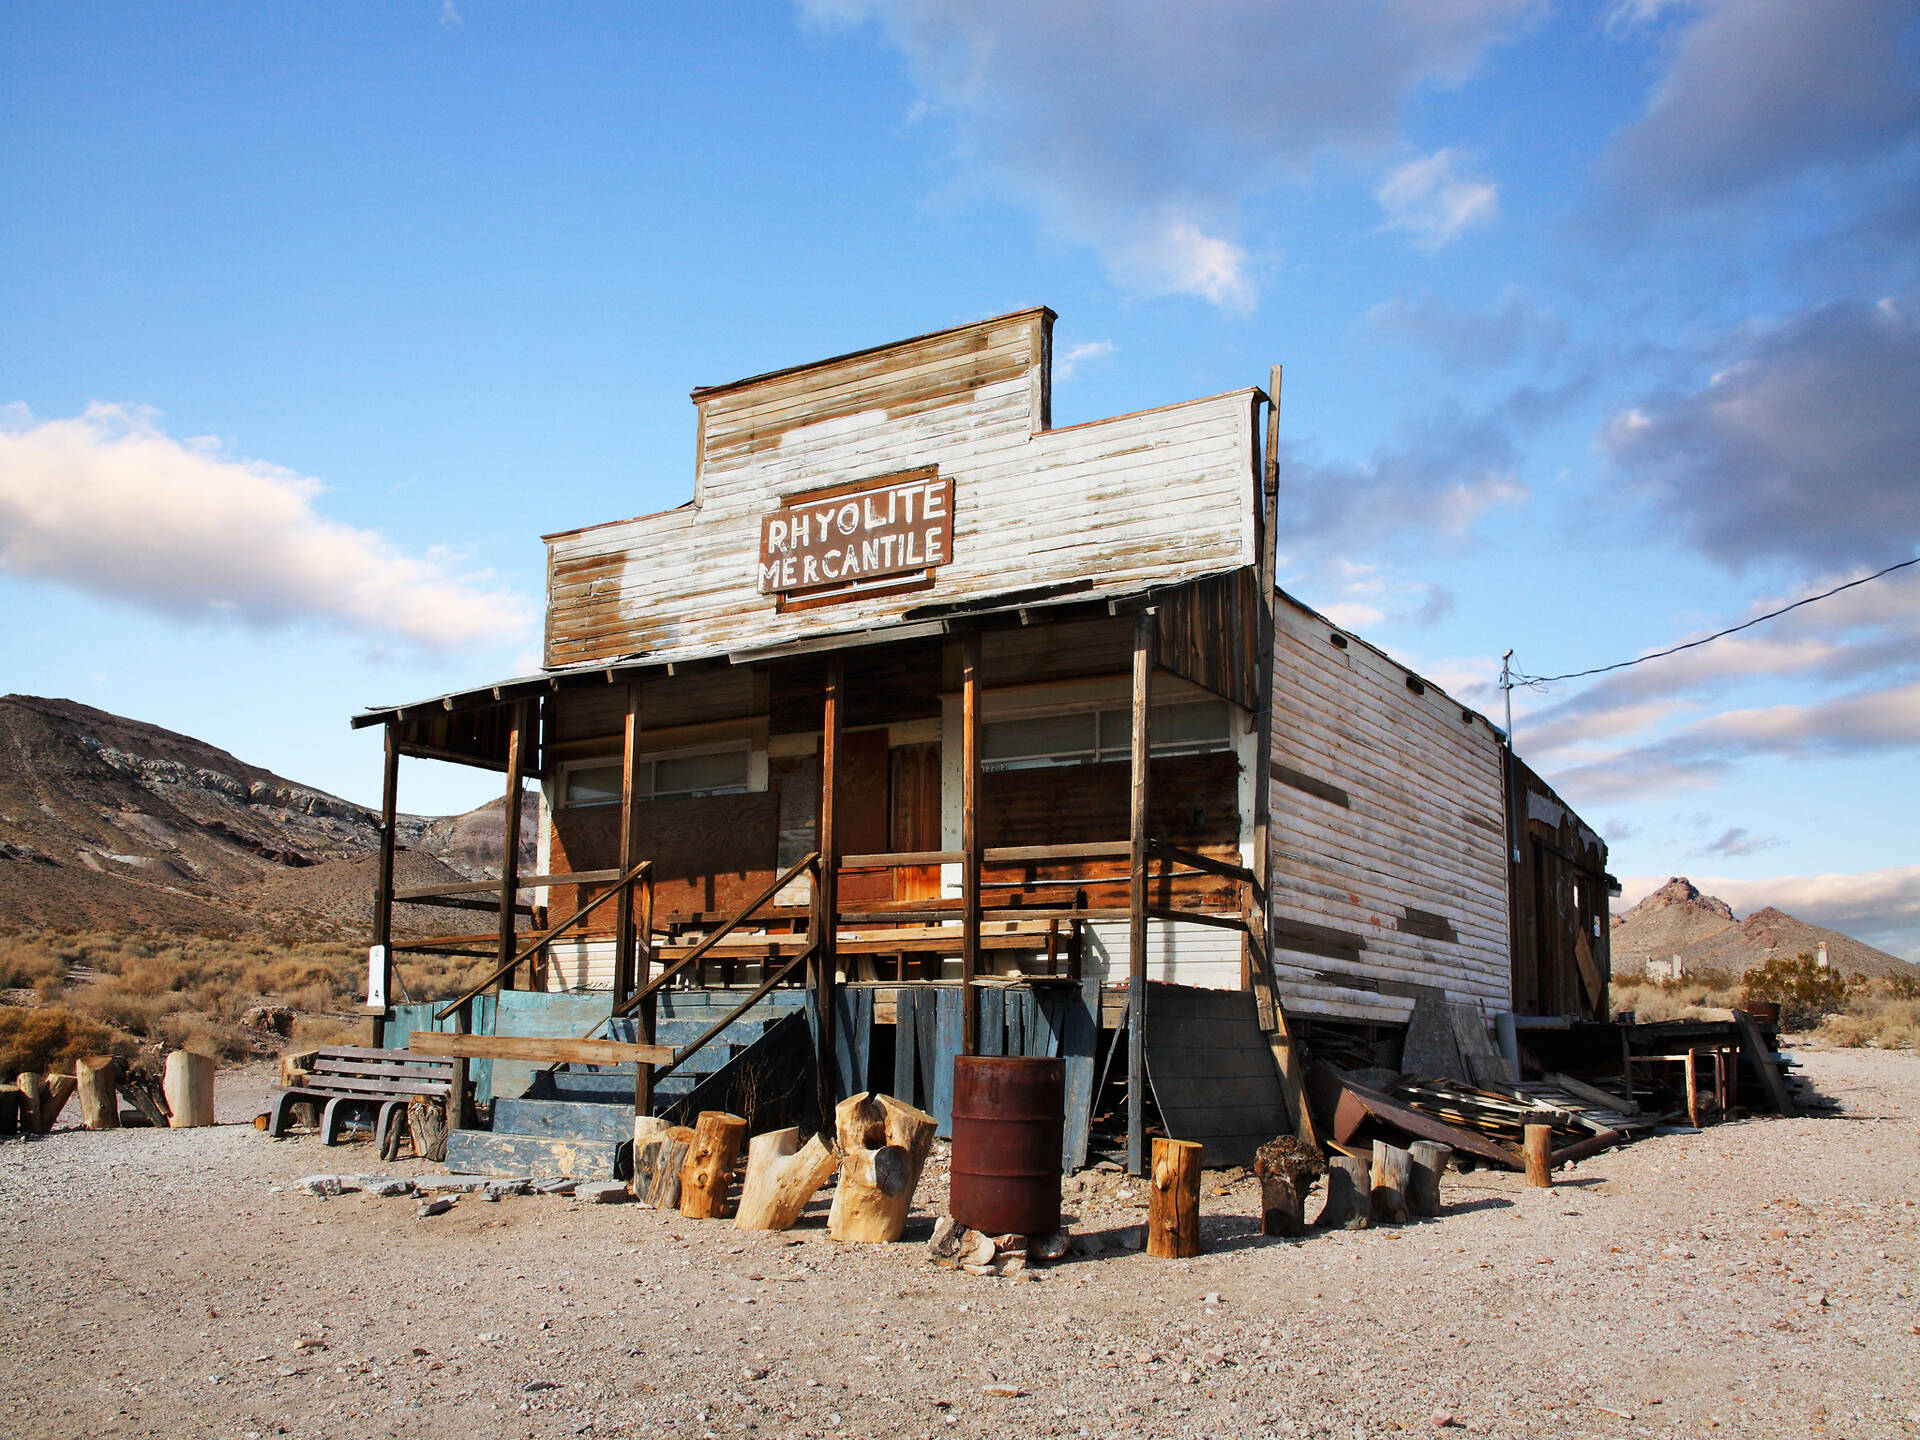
[1144,982,1290,1168]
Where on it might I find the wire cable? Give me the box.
[1506,553,1920,690]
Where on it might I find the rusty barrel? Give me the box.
[949,1055,1064,1237]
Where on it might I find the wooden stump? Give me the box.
[39,1073,77,1130]
[1253,1134,1324,1238]
[1370,1141,1414,1224]
[407,1098,448,1161]
[1407,1140,1452,1218]
[1315,1155,1371,1230]
[827,1091,938,1243]
[76,1057,119,1131]
[1259,1174,1305,1237]
[678,1111,749,1219]
[163,1051,216,1128]
[15,1073,47,1134]
[1523,1124,1553,1188]
[116,1075,170,1129]
[1147,1137,1203,1258]
[734,1127,839,1231]
[635,1124,694,1209]
[629,1116,670,1198]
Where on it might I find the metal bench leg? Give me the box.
[268,1090,297,1138]
[320,1097,347,1146]
[376,1100,404,1160]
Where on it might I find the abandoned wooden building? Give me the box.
[349,307,1616,1180]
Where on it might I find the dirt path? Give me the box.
[2,1048,1916,1440]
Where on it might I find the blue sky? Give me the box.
[3,2,1917,956]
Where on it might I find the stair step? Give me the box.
[442,1129,628,1181]
[651,1019,775,1047]
[492,1099,635,1145]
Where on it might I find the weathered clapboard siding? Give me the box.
[1266,592,1510,1019]
[1084,920,1242,991]
[544,310,1257,669]
[550,667,759,746]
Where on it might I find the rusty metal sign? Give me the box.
[757,467,953,606]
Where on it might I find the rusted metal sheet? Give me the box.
[949,1055,1065,1230]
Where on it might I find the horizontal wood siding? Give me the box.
[545,311,1256,669]
[1266,595,1510,1021]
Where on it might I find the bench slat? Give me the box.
[308,1059,454,1082]
[278,1076,452,1099]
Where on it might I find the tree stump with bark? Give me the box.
[1370,1140,1414,1224]
[827,1092,938,1243]
[1315,1155,1371,1230]
[678,1111,749,1219]
[734,1127,839,1231]
[1407,1140,1452,1217]
[76,1056,119,1131]
[1254,1134,1325,1238]
[15,1072,48,1133]
[407,1098,448,1161]
[1523,1124,1554,1188]
[163,1051,216,1128]
[1147,1137,1203,1258]
[635,1123,694,1209]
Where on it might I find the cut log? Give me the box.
[1315,1155,1371,1230]
[15,1073,47,1134]
[163,1051,216,1128]
[827,1091,938,1243]
[734,1127,839,1231]
[635,1125,694,1209]
[407,1097,448,1162]
[678,1111,748,1219]
[1147,1137,1203,1258]
[1523,1123,1553,1188]
[629,1116,670,1197]
[1370,1141,1414,1224]
[1407,1140,1452,1218]
[76,1056,119,1131]
[1258,1173,1305,1237]
[39,1073,77,1130]
[0,1085,19,1135]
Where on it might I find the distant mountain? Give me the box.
[1612,874,1918,982]
[0,694,534,940]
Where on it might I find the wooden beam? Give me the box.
[815,656,844,1120]
[614,852,817,1015]
[1127,608,1153,1177]
[407,1031,672,1067]
[369,723,400,1047]
[960,629,982,1055]
[393,868,622,900]
[496,700,528,988]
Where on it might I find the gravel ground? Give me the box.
[3,1046,1916,1440]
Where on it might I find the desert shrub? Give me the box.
[290,1013,369,1048]
[1815,983,1920,1050]
[156,1013,250,1060]
[0,1006,132,1080]
[0,934,64,991]
[1609,974,1740,1023]
[1742,952,1855,1030]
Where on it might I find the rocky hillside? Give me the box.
[0,694,534,939]
[1613,875,1917,982]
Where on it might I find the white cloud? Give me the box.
[1054,339,1116,381]
[1617,865,1920,960]
[1375,149,1500,247]
[1602,0,1920,216]
[0,403,531,652]
[801,0,1534,306]
[1603,292,1920,571]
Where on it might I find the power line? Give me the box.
[1505,553,1920,691]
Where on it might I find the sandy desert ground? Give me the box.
[2,1046,1916,1440]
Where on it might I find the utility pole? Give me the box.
[1500,649,1514,744]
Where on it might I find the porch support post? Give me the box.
[616,681,654,1116]
[813,655,844,1122]
[1127,609,1154,1176]
[369,723,400,1048]
[960,630,982,1055]
[496,700,528,985]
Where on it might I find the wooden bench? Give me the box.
[269,1046,456,1151]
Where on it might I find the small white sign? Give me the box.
[367,945,388,1009]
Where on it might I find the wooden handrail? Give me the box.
[1148,839,1256,887]
[396,868,621,901]
[433,859,654,1021]
[648,949,813,1084]
[839,849,963,868]
[613,852,819,1017]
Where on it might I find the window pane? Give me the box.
[1152,700,1230,747]
[564,763,623,807]
[653,748,749,797]
[982,712,1097,763]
